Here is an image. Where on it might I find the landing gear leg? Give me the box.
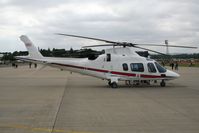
[125,80,131,87]
[108,81,111,86]
[160,80,166,87]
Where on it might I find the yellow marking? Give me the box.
[0,124,92,133]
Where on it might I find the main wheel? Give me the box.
[111,82,118,88]
[160,80,166,87]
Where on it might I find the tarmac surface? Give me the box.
[0,65,199,133]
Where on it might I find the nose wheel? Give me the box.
[160,80,166,87]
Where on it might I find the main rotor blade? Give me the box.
[56,33,197,49]
[134,45,168,55]
[134,44,197,49]
[82,44,118,48]
[56,33,116,44]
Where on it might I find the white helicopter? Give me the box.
[16,34,197,88]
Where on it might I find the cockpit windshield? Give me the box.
[155,62,166,73]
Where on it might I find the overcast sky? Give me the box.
[0,0,199,54]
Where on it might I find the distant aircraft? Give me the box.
[16,34,197,88]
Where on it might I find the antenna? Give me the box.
[165,40,169,55]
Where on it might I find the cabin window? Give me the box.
[130,63,144,72]
[107,53,111,62]
[147,63,157,73]
[155,62,166,73]
[122,63,128,71]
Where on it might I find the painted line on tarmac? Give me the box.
[0,124,92,133]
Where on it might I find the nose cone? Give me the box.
[166,70,180,79]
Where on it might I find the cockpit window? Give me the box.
[155,62,166,73]
[147,63,157,73]
[130,63,144,72]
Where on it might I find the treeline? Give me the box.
[40,48,104,58]
[0,48,104,61]
[151,53,199,59]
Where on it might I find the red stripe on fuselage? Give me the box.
[52,63,164,79]
[111,71,136,77]
[140,74,162,78]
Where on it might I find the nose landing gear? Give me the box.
[160,80,166,87]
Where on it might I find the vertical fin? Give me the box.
[20,35,43,59]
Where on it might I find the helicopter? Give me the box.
[16,34,197,88]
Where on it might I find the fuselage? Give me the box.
[49,54,179,81]
[18,47,179,82]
